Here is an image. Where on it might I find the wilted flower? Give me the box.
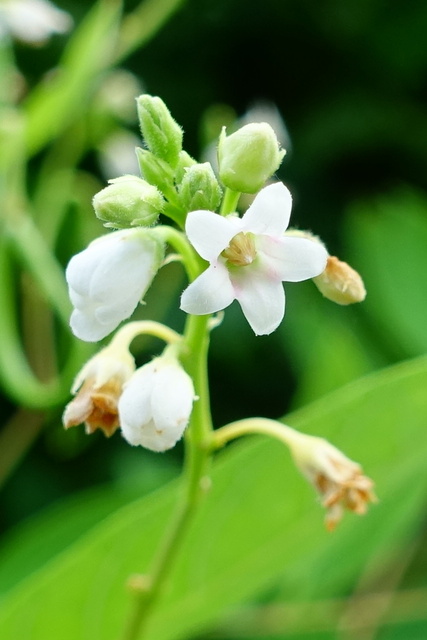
[118,356,196,452]
[66,229,164,342]
[313,255,366,305]
[180,182,328,335]
[288,432,376,530]
[63,345,135,437]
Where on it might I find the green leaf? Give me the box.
[346,189,427,358]
[1,355,427,639]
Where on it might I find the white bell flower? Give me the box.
[180,182,328,335]
[118,357,195,452]
[66,229,164,342]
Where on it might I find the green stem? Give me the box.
[212,417,301,451]
[220,187,241,215]
[120,313,213,640]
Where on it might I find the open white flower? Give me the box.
[118,357,195,452]
[180,182,328,335]
[66,229,164,342]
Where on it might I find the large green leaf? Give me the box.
[0,355,427,639]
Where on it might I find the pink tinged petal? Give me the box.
[240,182,292,236]
[257,235,328,282]
[230,269,285,335]
[180,262,235,315]
[185,210,242,261]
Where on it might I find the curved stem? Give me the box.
[154,225,203,281]
[111,320,182,352]
[212,417,301,451]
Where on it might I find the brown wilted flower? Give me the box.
[63,346,135,437]
[288,433,376,530]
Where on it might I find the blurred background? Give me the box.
[1,0,427,638]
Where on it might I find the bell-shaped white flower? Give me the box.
[180,182,328,335]
[118,356,195,452]
[66,229,164,342]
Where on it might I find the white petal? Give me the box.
[118,364,155,444]
[70,309,118,342]
[231,269,285,335]
[151,364,194,447]
[257,236,328,282]
[180,263,235,315]
[240,183,292,235]
[185,210,241,261]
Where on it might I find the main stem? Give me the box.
[120,315,213,640]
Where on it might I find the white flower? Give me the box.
[0,0,72,45]
[118,357,195,452]
[66,229,164,342]
[180,182,328,335]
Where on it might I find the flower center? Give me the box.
[222,232,256,267]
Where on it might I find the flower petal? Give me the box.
[185,210,241,261]
[231,269,285,335]
[240,182,292,236]
[180,262,235,315]
[70,308,119,343]
[118,364,155,444]
[257,235,328,282]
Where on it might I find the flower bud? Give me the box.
[218,122,285,193]
[118,356,195,452]
[93,175,164,229]
[313,256,366,305]
[136,148,175,194]
[174,150,197,184]
[178,162,222,212]
[136,94,183,168]
[63,344,135,437]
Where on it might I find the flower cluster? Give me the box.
[63,94,372,528]
[63,335,195,452]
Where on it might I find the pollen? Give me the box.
[222,232,256,266]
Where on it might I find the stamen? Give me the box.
[222,232,256,266]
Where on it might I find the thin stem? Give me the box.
[120,314,213,640]
[111,320,182,352]
[220,187,241,215]
[212,417,301,451]
[154,225,202,281]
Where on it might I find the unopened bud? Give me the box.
[178,162,222,212]
[136,148,175,193]
[174,150,197,184]
[313,256,366,305]
[136,94,183,167]
[218,122,285,193]
[93,175,164,229]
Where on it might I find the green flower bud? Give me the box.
[178,162,222,212]
[136,94,183,167]
[218,122,286,193]
[93,175,164,229]
[136,147,175,193]
[174,150,197,184]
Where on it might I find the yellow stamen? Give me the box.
[222,232,256,266]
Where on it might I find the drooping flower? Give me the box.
[63,345,135,437]
[118,356,195,452]
[288,432,377,530]
[180,182,328,335]
[66,229,164,342]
